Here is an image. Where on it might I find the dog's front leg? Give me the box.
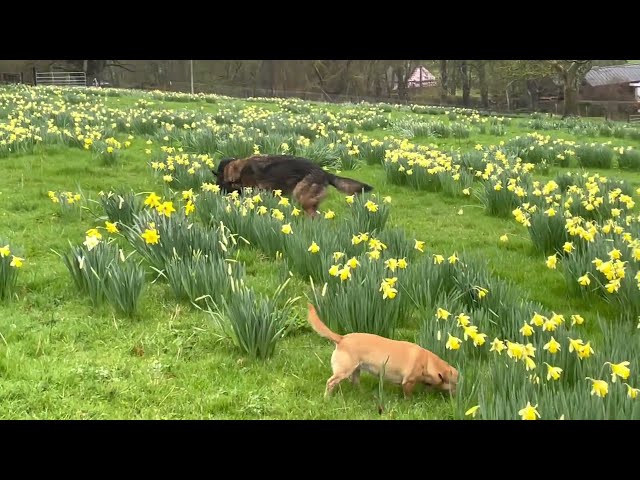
[402,379,417,399]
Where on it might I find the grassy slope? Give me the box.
[1,93,639,419]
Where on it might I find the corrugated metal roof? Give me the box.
[585,64,640,87]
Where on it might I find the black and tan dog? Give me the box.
[212,154,373,217]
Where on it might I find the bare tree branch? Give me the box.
[312,63,332,101]
[106,61,136,72]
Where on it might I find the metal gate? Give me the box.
[35,70,87,87]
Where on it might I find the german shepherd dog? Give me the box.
[212,154,373,216]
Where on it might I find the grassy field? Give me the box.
[1,85,640,420]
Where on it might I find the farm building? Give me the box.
[581,64,640,102]
[406,65,437,88]
[392,65,437,90]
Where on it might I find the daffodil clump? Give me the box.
[478,152,535,219]
[98,189,145,227]
[355,135,393,165]
[58,186,245,318]
[164,246,246,308]
[311,250,413,338]
[617,147,640,171]
[574,142,615,169]
[91,136,129,166]
[195,187,307,259]
[383,142,463,193]
[344,193,391,233]
[47,190,83,217]
[119,191,239,273]
[503,132,578,167]
[555,216,640,323]
[511,173,636,238]
[496,171,640,322]
[0,241,25,301]
[448,299,640,420]
[206,276,298,360]
[93,187,295,360]
[57,227,145,316]
[396,108,510,136]
[150,149,217,192]
[381,130,637,223]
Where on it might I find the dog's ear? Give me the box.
[438,368,452,384]
[225,159,246,183]
[438,367,458,385]
[214,158,235,178]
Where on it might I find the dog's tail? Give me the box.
[327,173,373,195]
[307,303,343,344]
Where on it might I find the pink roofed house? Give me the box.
[392,65,437,90]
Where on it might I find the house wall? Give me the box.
[580,83,637,102]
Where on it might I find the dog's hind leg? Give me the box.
[293,176,328,218]
[324,348,359,399]
[350,368,361,386]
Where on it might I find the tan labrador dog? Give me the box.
[307,303,459,399]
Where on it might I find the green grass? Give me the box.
[1,85,640,419]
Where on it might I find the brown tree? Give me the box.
[439,60,449,103]
[548,60,593,117]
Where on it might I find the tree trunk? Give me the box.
[339,60,352,96]
[394,67,408,101]
[562,68,580,117]
[448,61,457,97]
[85,60,108,82]
[505,80,517,111]
[563,82,579,117]
[460,61,471,107]
[257,60,276,94]
[366,61,383,98]
[478,62,489,108]
[282,61,290,91]
[439,60,448,103]
[108,66,117,87]
[526,79,539,110]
